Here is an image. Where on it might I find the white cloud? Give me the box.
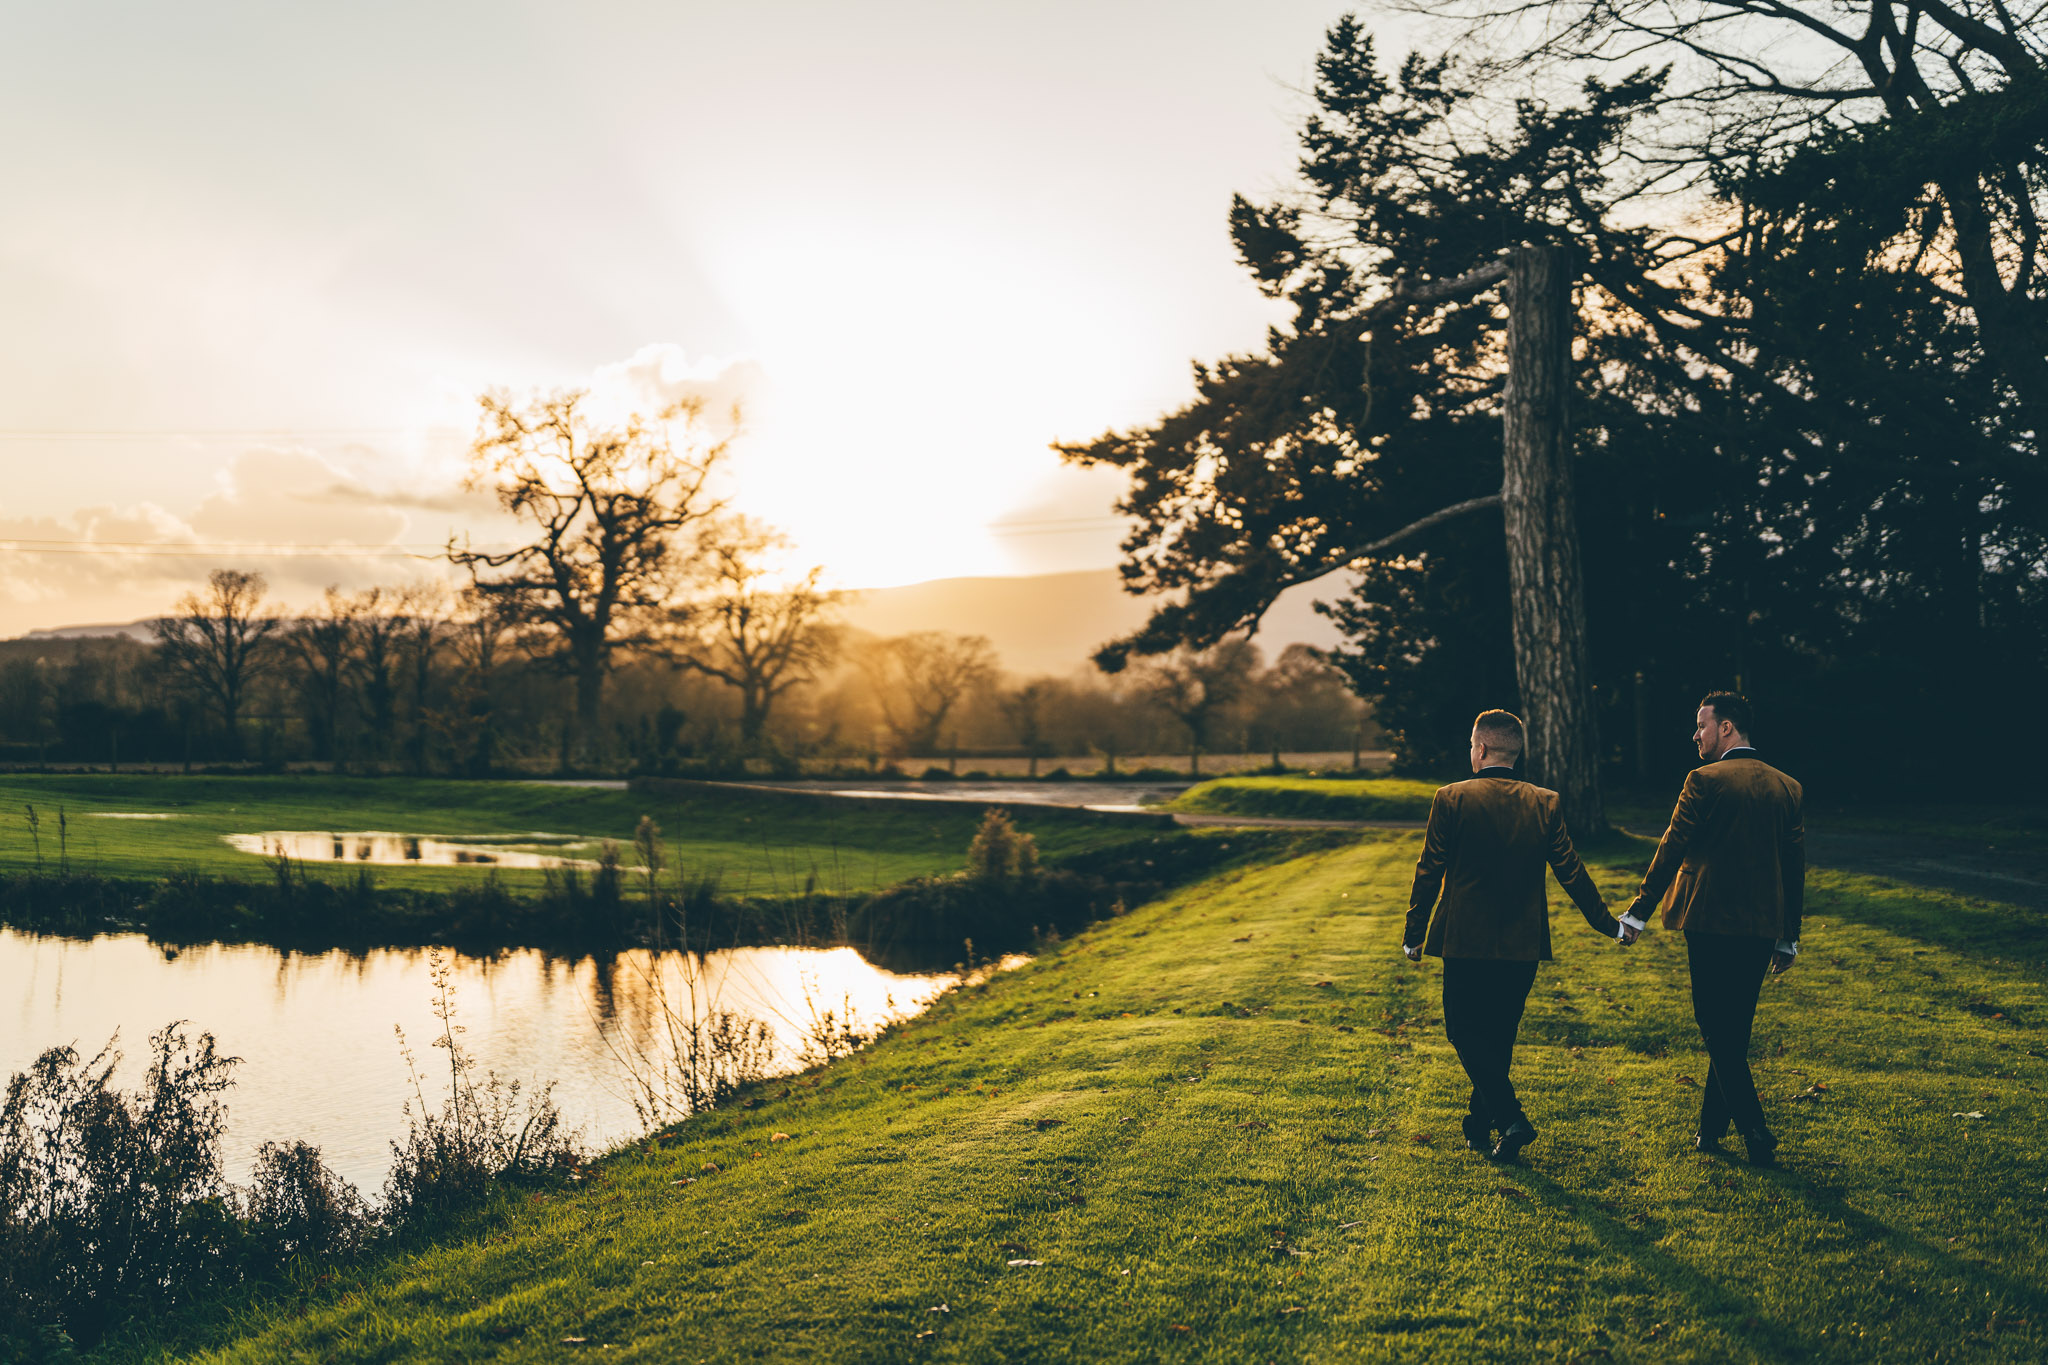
[584,343,764,428]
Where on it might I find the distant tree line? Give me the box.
[0,386,1379,775]
[0,587,1368,775]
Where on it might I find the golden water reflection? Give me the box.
[0,929,965,1193]
[223,830,599,869]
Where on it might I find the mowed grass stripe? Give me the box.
[104,835,2048,1363]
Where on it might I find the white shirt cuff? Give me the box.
[1618,913,1646,932]
[1775,939,1798,956]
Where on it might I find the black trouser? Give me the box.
[1686,931,1777,1137]
[1441,957,1541,1131]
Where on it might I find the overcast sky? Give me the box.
[0,1,1426,634]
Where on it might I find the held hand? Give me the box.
[1770,950,1795,975]
[1618,922,1641,946]
[1402,943,1423,963]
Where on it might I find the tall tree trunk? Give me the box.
[1502,245,1605,836]
[573,657,604,769]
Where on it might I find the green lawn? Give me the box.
[102,830,2048,1363]
[1168,774,1439,822]
[0,776,1143,895]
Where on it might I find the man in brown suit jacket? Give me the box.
[1405,710,1625,1162]
[1621,690,1803,1165]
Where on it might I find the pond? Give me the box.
[222,830,600,869]
[0,927,970,1193]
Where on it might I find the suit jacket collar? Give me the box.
[1719,747,1760,761]
[1476,765,1518,779]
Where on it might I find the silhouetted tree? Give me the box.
[998,680,1055,776]
[677,517,841,749]
[449,389,730,767]
[859,632,997,757]
[150,570,279,759]
[282,588,365,765]
[1132,639,1261,776]
[434,579,522,778]
[1424,0,2048,432]
[395,583,450,775]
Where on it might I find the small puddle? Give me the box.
[223,831,599,870]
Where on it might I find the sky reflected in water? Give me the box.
[0,928,957,1193]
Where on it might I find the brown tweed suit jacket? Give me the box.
[1627,753,1805,940]
[1405,771,1617,961]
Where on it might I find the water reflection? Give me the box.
[0,928,965,1193]
[222,830,599,870]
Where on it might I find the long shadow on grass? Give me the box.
[1496,1154,2048,1363]
[1732,1156,2048,1327]
[1492,1161,1823,1363]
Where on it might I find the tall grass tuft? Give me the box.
[383,950,581,1224]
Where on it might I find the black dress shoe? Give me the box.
[1693,1133,1723,1154]
[1490,1119,1538,1162]
[1461,1115,1493,1152]
[1740,1127,1778,1167]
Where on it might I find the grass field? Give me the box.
[1167,775,1440,822]
[96,828,2048,1363]
[0,775,1146,895]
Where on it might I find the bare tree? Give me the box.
[677,517,842,749]
[859,632,998,757]
[1418,0,2048,430]
[998,680,1055,776]
[343,586,405,763]
[1133,638,1261,776]
[395,583,450,775]
[282,587,366,766]
[150,569,280,759]
[433,579,522,777]
[448,389,730,766]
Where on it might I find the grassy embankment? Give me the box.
[103,827,2048,1363]
[1167,775,1439,822]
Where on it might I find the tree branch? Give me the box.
[1344,491,1504,563]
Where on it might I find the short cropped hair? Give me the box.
[1698,690,1754,738]
[1472,709,1525,758]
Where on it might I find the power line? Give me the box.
[0,540,468,560]
[0,429,444,441]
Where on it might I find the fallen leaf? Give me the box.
[641,1260,655,1267]
[1314,980,1335,988]
[1496,1186,1531,1201]
[1233,935,1253,943]
[771,1132,791,1142]
[560,1338,589,1347]
[669,1178,695,1186]
[1034,1118,1064,1130]
[1007,1258,1044,1267]
[1409,1133,1434,1145]
[927,1304,950,1314]
[1171,1325,1193,1333]
[1281,1306,1305,1314]
[1339,1220,1364,1229]
[915,1330,935,1341]
[1676,1075,1699,1087]
[700,1162,720,1173]
[1954,1111,1987,1119]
